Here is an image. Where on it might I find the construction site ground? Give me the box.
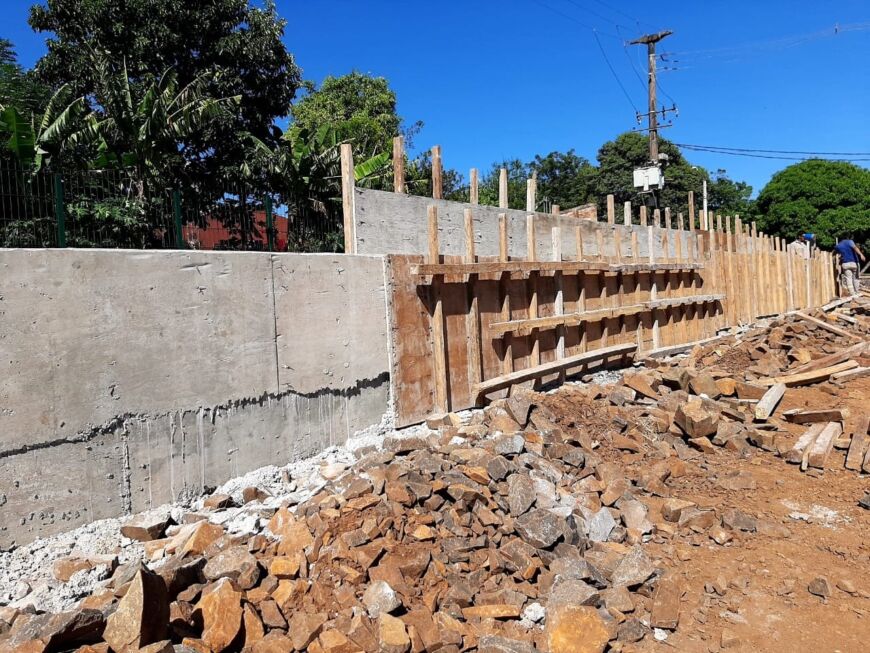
[1,300,869,653]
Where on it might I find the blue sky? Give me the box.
[4,0,869,194]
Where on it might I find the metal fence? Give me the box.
[0,162,342,251]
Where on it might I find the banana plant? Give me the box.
[67,56,240,192]
[0,84,88,169]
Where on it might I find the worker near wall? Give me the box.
[787,234,811,260]
[834,236,865,296]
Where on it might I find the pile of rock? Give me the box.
[1,387,739,653]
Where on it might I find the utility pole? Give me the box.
[630,31,674,164]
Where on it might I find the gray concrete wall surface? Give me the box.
[354,188,694,260]
[0,249,390,548]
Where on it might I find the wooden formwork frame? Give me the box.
[341,141,838,425]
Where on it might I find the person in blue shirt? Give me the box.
[833,237,865,296]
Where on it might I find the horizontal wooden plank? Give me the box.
[487,294,726,337]
[795,311,862,341]
[758,360,859,387]
[474,343,637,397]
[411,260,705,277]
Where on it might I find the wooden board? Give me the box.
[758,360,859,387]
[807,422,842,469]
[784,423,825,464]
[845,415,869,471]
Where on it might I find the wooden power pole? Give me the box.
[630,30,673,164]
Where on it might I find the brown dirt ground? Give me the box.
[543,377,870,653]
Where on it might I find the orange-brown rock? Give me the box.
[287,612,328,651]
[102,569,169,653]
[546,605,610,653]
[178,521,224,557]
[378,614,410,653]
[196,578,243,653]
[243,604,265,649]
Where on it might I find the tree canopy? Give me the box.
[291,72,421,155]
[28,0,302,179]
[756,159,870,251]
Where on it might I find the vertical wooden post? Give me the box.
[677,212,683,231]
[340,143,356,254]
[526,177,536,213]
[464,208,482,392]
[725,217,736,327]
[688,191,695,232]
[552,226,565,379]
[577,226,587,353]
[428,205,448,412]
[784,237,794,311]
[640,205,648,227]
[648,225,660,349]
[653,208,661,228]
[749,222,759,319]
[665,207,672,231]
[552,204,560,215]
[623,201,632,226]
[527,215,540,366]
[431,145,442,200]
[499,168,508,209]
[392,136,405,193]
[469,168,479,205]
[607,194,615,224]
[498,213,512,375]
[717,214,723,232]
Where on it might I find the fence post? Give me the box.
[53,173,66,247]
[172,190,184,249]
[265,195,275,251]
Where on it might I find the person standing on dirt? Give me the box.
[834,236,865,296]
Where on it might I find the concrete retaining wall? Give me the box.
[353,188,691,259]
[0,249,390,548]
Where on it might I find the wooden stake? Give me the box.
[499,168,508,209]
[665,207,672,230]
[623,201,632,226]
[552,226,566,379]
[527,215,540,366]
[431,145,442,199]
[526,177,536,213]
[464,208,482,391]
[688,191,695,231]
[499,213,512,374]
[428,205,447,411]
[653,208,661,228]
[469,168,479,205]
[392,136,405,193]
[607,194,615,224]
[340,143,355,254]
[640,205,648,227]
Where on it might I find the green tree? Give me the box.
[530,150,597,211]
[478,159,528,210]
[291,72,421,156]
[707,169,753,218]
[756,159,870,252]
[29,0,301,182]
[0,39,50,118]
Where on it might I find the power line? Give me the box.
[676,143,870,156]
[529,0,621,38]
[592,28,639,113]
[660,21,870,64]
[589,0,656,30]
[676,143,870,162]
[561,0,633,31]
